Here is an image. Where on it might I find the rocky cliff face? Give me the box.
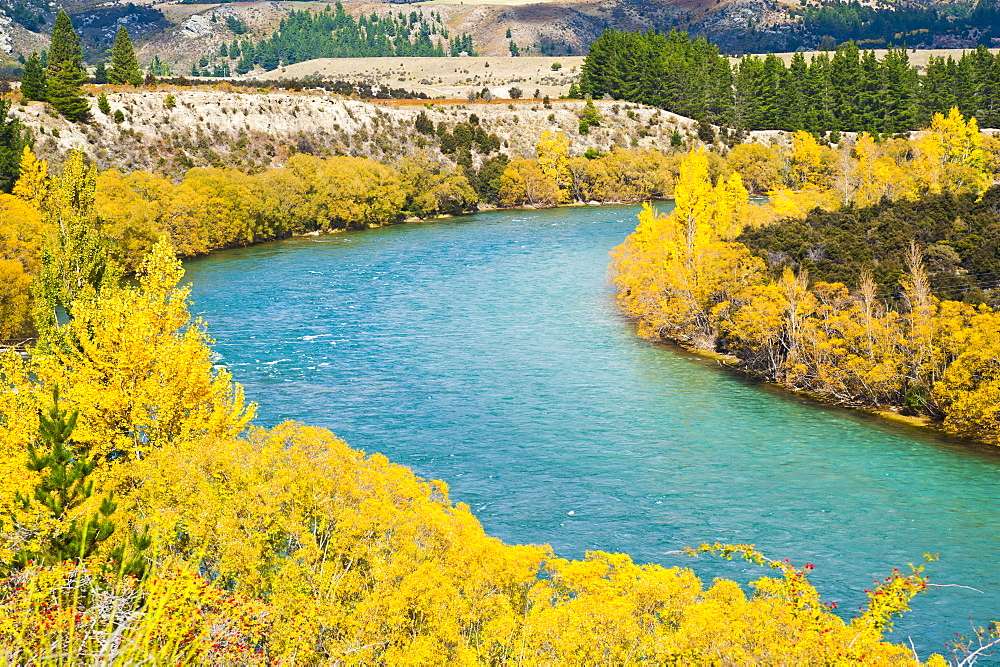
[12,87,697,177]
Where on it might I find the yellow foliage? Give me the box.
[913,107,991,199]
[498,158,560,208]
[0,560,268,663]
[94,169,175,269]
[0,193,45,338]
[788,130,834,188]
[398,155,479,218]
[294,155,406,229]
[852,134,920,207]
[611,148,764,347]
[932,305,1000,442]
[536,130,572,203]
[759,185,840,225]
[727,142,782,194]
[25,239,254,483]
[11,146,48,207]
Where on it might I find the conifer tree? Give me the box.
[46,11,89,122]
[49,11,83,69]
[920,56,957,124]
[578,97,601,134]
[107,27,142,86]
[93,60,107,84]
[782,51,809,131]
[20,52,47,101]
[880,48,917,133]
[0,99,30,193]
[8,388,150,578]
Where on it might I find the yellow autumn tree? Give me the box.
[913,107,991,199]
[11,147,48,208]
[95,169,175,269]
[398,155,479,218]
[0,192,45,338]
[852,133,919,206]
[498,158,560,208]
[536,130,572,203]
[611,147,764,347]
[727,142,782,194]
[932,304,1000,442]
[27,238,254,491]
[787,130,835,189]
[310,156,406,229]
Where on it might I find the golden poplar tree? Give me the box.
[536,130,572,203]
[611,148,763,347]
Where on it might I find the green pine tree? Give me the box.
[20,52,47,101]
[782,51,809,131]
[579,97,601,134]
[919,56,957,124]
[830,42,862,130]
[8,388,150,578]
[952,54,977,119]
[46,11,89,122]
[0,99,30,193]
[47,65,90,122]
[48,11,83,73]
[879,48,916,134]
[108,27,142,86]
[93,60,108,84]
[857,49,882,132]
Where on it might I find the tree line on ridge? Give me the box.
[580,29,1000,132]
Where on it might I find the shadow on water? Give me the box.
[183,204,1000,658]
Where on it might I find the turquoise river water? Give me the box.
[184,204,1000,657]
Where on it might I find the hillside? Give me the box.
[10,86,696,176]
[2,0,994,77]
[260,55,584,98]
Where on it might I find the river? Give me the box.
[184,203,1000,657]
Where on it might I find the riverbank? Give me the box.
[662,337,958,443]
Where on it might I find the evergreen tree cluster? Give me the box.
[436,116,502,155]
[222,3,476,75]
[19,12,92,121]
[579,30,734,127]
[581,29,1000,132]
[800,0,1000,49]
[738,185,1000,304]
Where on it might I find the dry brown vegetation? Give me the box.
[8,87,696,177]
[262,55,584,98]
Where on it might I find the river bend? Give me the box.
[184,204,1000,655]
